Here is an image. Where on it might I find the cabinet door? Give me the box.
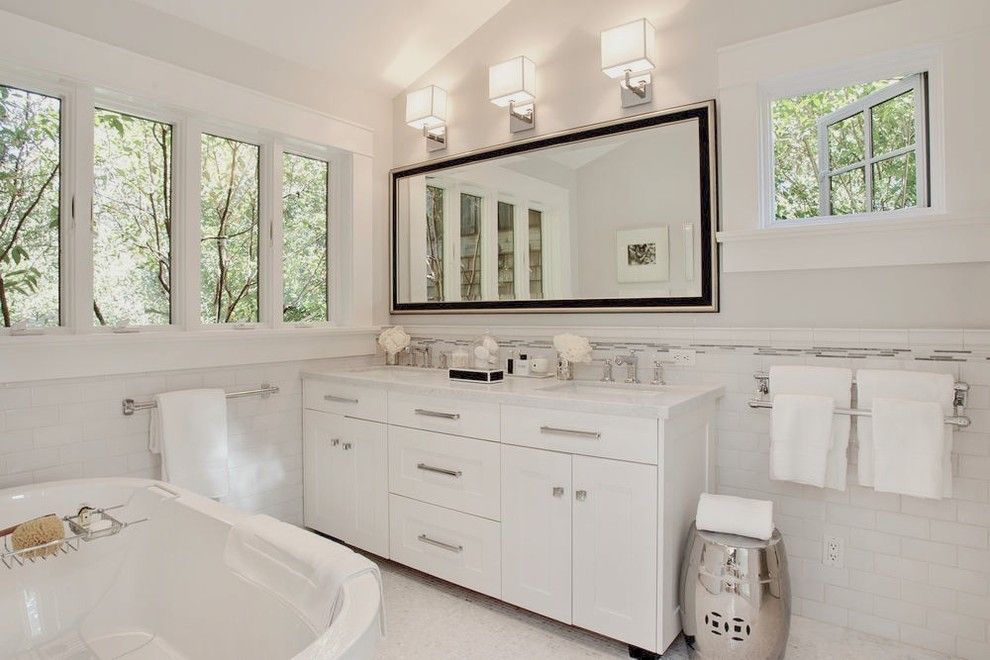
[572,455,658,650]
[501,445,572,623]
[337,416,389,557]
[303,409,344,535]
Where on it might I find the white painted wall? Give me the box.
[390,0,990,329]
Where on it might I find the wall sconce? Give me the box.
[489,56,536,133]
[406,85,447,152]
[600,18,656,107]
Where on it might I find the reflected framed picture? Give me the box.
[616,227,669,283]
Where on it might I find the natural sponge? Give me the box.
[11,514,65,559]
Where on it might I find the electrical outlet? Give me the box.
[669,349,696,366]
[823,535,844,568]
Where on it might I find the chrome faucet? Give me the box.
[600,359,615,383]
[651,360,665,386]
[613,354,639,384]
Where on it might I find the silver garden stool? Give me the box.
[679,523,790,659]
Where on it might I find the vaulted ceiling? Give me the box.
[0,0,511,94]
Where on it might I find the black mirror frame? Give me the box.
[390,100,718,314]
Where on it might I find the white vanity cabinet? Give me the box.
[302,409,389,557]
[301,370,721,656]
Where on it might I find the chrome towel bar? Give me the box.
[749,372,971,428]
[122,383,279,416]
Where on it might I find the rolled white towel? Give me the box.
[696,493,774,541]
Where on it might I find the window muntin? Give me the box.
[425,184,444,302]
[459,192,482,302]
[771,74,928,222]
[200,133,260,324]
[528,208,543,299]
[497,201,515,300]
[92,108,172,326]
[0,84,60,328]
[282,152,329,322]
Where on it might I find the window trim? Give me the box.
[814,74,928,218]
[756,47,945,230]
[278,148,332,326]
[90,102,180,332]
[0,74,346,338]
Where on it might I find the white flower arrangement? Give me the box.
[552,333,593,363]
[377,325,411,356]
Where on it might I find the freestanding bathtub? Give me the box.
[0,478,382,659]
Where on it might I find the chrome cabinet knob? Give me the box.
[552,486,564,497]
[575,490,587,501]
[343,442,352,450]
[330,438,340,447]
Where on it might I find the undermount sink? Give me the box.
[538,381,669,396]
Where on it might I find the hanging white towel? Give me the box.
[871,398,946,499]
[770,394,835,487]
[149,388,229,499]
[696,493,774,540]
[769,366,852,490]
[855,369,954,497]
[224,514,385,635]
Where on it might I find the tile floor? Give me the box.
[373,559,949,659]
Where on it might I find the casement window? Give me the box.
[92,108,173,326]
[0,84,61,329]
[200,133,260,324]
[496,200,515,300]
[770,73,929,223]
[0,74,340,336]
[528,208,544,299]
[281,152,329,323]
[459,192,483,302]
[424,184,445,303]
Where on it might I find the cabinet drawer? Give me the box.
[388,494,501,598]
[389,426,500,520]
[387,392,499,441]
[501,406,658,464]
[303,379,386,422]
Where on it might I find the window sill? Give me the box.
[716,215,990,272]
[0,326,380,384]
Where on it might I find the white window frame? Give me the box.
[89,98,183,334]
[757,48,944,229]
[815,74,927,217]
[277,143,334,328]
[0,74,345,337]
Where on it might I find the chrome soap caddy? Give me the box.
[747,371,971,428]
[0,504,148,569]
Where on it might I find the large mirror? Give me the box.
[391,102,718,313]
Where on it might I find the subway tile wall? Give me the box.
[408,327,990,659]
[0,354,374,525]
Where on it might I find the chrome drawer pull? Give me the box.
[417,534,463,553]
[414,408,461,420]
[324,394,359,404]
[416,463,463,478]
[539,425,601,439]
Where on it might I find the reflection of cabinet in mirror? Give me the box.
[392,101,718,313]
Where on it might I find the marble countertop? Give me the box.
[301,366,724,419]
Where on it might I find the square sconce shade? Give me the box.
[488,56,536,107]
[601,18,656,78]
[405,85,447,129]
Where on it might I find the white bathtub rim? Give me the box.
[0,477,383,660]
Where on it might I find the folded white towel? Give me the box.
[696,493,774,540]
[871,398,948,499]
[224,514,385,635]
[769,366,852,490]
[856,369,954,497]
[149,388,229,499]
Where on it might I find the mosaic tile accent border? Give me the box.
[408,334,990,363]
